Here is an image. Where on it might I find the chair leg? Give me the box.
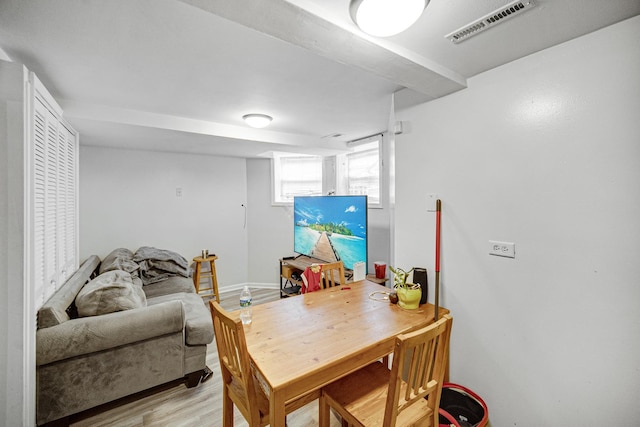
[223,388,234,427]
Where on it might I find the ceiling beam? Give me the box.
[61,101,341,148]
[179,0,466,101]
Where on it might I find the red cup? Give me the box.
[374,262,386,279]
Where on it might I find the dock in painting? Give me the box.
[310,232,339,262]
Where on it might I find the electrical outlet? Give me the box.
[176,188,182,197]
[489,240,515,258]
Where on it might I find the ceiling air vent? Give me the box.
[322,133,343,139]
[445,0,536,44]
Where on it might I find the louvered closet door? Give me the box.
[32,95,78,309]
[57,122,77,286]
[43,102,58,303]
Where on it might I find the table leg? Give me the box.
[269,389,287,427]
[319,393,330,427]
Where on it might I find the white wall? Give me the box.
[79,146,249,288]
[366,208,391,277]
[0,64,12,427]
[246,158,293,285]
[394,17,640,426]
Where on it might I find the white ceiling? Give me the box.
[1,0,638,158]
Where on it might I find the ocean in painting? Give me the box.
[329,232,366,270]
[294,225,366,271]
[294,226,320,258]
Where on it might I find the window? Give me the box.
[272,154,323,204]
[271,137,382,206]
[337,139,381,205]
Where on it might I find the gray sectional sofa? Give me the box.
[36,248,214,426]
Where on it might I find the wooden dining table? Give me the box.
[242,279,447,427]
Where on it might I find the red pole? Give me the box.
[435,199,441,273]
[435,199,441,321]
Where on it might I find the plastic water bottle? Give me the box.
[239,286,252,325]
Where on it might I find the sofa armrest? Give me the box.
[37,300,185,366]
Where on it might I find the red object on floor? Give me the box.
[438,383,489,427]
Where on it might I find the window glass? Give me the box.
[273,154,323,204]
[337,139,380,205]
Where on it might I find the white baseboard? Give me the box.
[218,282,279,293]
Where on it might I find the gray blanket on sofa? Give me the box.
[133,246,192,285]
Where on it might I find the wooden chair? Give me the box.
[321,261,346,289]
[319,314,453,427]
[209,301,319,426]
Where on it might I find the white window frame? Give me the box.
[271,135,383,207]
[271,153,323,205]
[336,137,382,207]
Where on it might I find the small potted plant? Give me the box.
[389,266,422,309]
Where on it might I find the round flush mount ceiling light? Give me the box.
[349,0,429,37]
[242,113,273,128]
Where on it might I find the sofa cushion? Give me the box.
[100,248,140,277]
[142,275,195,299]
[38,256,101,329]
[133,246,191,285]
[147,292,213,345]
[76,270,146,317]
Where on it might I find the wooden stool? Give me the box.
[192,254,220,302]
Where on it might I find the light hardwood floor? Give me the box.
[69,288,342,427]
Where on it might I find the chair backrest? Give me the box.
[321,261,346,288]
[210,301,262,425]
[384,314,453,426]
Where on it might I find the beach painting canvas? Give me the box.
[293,195,367,271]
